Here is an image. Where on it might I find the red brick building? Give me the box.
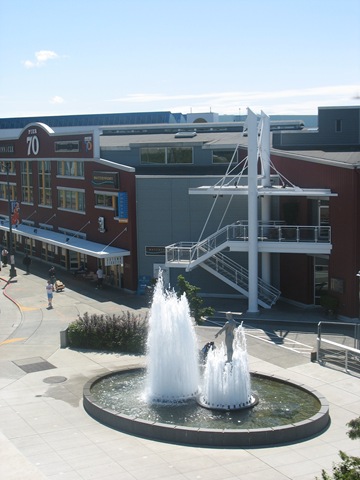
[0,122,138,291]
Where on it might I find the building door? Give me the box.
[24,238,35,255]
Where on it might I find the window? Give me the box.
[95,193,116,209]
[57,160,84,177]
[167,147,192,164]
[0,182,16,201]
[212,150,238,164]
[58,188,85,212]
[314,257,329,305]
[335,119,342,133]
[38,161,52,206]
[141,148,166,164]
[21,161,34,203]
[319,201,329,239]
[1,161,15,173]
[41,242,56,262]
[140,147,193,164]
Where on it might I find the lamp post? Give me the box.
[2,162,17,278]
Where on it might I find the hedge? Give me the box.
[67,311,148,354]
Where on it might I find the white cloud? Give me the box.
[50,96,64,104]
[23,50,59,68]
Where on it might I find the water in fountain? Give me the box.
[86,277,328,444]
[200,325,254,410]
[145,274,199,403]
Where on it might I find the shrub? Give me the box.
[320,293,340,316]
[317,417,360,479]
[176,275,215,324]
[67,311,148,354]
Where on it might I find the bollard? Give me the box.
[60,328,69,348]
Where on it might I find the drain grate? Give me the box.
[13,357,56,374]
[43,376,67,384]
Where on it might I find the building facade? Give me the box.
[272,106,360,318]
[1,106,359,319]
[0,123,138,291]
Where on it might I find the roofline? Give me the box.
[270,147,360,169]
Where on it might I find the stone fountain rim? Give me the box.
[83,367,330,448]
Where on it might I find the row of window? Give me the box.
[1,175,119,218]
[0,186,118,213]
[5,148,237,179]
[1,147,237,207]
[140,148,237,164]
[0,161,112,211]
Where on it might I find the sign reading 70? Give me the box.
[26,129,39,156]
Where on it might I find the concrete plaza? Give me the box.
[0,260,359,480]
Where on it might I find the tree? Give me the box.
[176,275,214,324]
[347,418,360,441]
[317,417,360,479]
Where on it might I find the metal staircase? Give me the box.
[200,251,280,308]
[165,222,284,308]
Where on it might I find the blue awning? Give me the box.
[0,223,130,259]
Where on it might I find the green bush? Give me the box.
[317,417,360,479]
[320,293,340,316]
[176,274,215,324]
[67,311,148,354]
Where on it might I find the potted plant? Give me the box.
[320,293,340,317]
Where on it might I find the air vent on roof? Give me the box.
[174,131,197,138]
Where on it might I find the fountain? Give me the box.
[145,275,199,403]
[83,275,330,447]
[199,322,258,410]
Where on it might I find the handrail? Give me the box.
[317,337,360,375]
[204,251,280,305]
[165,222,331,265]
[317,321,360,375]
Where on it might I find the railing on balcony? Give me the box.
[229,221,331,243]
[165,221,331,266]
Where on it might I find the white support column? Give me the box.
[260,111,271,188]
[247,108,259,313]
[260,111,271,285]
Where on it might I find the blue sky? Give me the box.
[0,0,359,118]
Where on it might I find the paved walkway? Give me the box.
[0,259,359,480]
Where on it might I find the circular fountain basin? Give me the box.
[83,368,330,447]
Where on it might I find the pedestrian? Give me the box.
[46,279,54,309]
[49,266,56,284]
[22,254,31,274]
[96,266,104,289]
[2,248,8,267]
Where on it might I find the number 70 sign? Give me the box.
[26,135,39,156]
